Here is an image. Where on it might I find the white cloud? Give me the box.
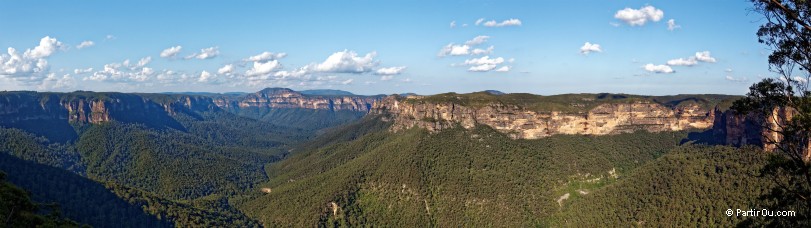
[792,76,808,84]
[694,51,716,63]
[482,19,522,27]
[136,56,152,68]
[475,18,485,26]
[665,51,716,66]
[218,64,235,75]
[438,44,471,56]
[274,66,310,78]
[463,56,507,72]
[375,66,407,75]
[0,36,66,85]
[314,50,378,73]
[464,56,505,66]
[666,58,698,66]
[495,66,511,72]
[76,41,95,49]
[246,60,282,76]
[579,42,602,54]
[439,36,494,57]
[25,36,63,59]
[468,64,498,72]
[667,19,680,31]
[725,68,733,72]
[725,75,748,82]
[198,70,214,82]
[185,47,219,60]
[341,78,354,85]
[450,21,456,28]
[614,5,664,26]
[245,51,287,62]
[85,57,154,82]
[465,36,490,46]
[472,46,494,55]
[105,35,116,40]
[380,75,394,81]
[160,46,182,58]
[643,63,674,74]
[38,73,76,90]
[74,68,93,74]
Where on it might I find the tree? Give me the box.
[733,0,811,225]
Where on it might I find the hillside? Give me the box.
[238,115,698,226]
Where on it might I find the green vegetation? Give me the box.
[0,171,82,227]
[239,116,699,227]
[406,92,739,113]
[548,145,772,226]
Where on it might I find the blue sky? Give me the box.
[0,0,773,95]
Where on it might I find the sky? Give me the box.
[0,0,777,95]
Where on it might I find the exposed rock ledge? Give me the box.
[371,95,716,139]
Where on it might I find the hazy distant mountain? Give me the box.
[300,89,355,96]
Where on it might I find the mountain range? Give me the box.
[0,88,787,227]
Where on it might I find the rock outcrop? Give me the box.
[371,95,718,139]
[713,106,811,160]
[213,88,381,112]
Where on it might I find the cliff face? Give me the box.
[371,95,716,139]
[713,107,811,160]
[213,88,380,112]
[0,92,217,126]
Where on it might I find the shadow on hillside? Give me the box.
[679,129,724,146]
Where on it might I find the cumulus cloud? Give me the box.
[198,71,215,82]
[375,66,407,75]
[450,21,456,28]
[475,18,485,26]
[218,64,235,75]
[643,64,674,74]
[580,42,602,54]
[74,67,93,74]
[0,36,65,85]
[380,75,394,81]
[482,19,522,27]
[614,5,664,26]
[185,47,219,60]
[40,73,76,90]
[160,46,182,58]
[666,51,716,66]
[246,60,282,76]
[341,78,354,85]
[464,56,506,72]
[694,51,716,62]
[495,66,511,72]
[85,57,155,82]
[438,36,494,57]
[666,58,698,66]
[667,19,680,31]
[76,41,95,49]
[245,51,287,62]
[314,50,378,73]
[472,46,494,55]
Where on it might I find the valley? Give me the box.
[0,88,786,227]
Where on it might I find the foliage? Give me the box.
[548,145,772,227]
[239,117,694,227]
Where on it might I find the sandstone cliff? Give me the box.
[371,93,728,139]
[213,88,381,112]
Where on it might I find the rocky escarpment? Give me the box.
[713,106,811,160]
[371,94,722,139]
[213,88,381,112]
[2,93,219,125]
